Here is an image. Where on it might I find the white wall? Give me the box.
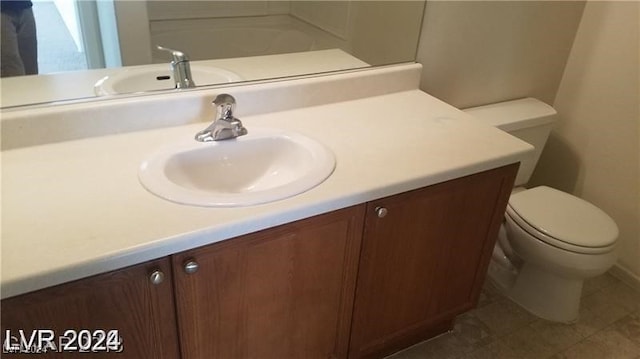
[348,1,424,65]
[114,1,152,66]
[291,1,424,65]
[416,1,585,109]
[290,1,350,39]
[531,1,640,284]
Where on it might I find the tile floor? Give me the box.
[387,273,640,359]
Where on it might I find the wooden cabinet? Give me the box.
[172,205,365,359]
[1,258,180,358]
[1,164,517,359]
[348,164,518,358]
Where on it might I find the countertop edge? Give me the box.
[0,156,526,300]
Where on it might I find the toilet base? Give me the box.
[506,262,582,323]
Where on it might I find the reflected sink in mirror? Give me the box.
[138,128,336,207]
[94,65,243,95]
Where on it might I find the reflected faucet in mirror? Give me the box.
[156,46,195,89]
[195,94,248,142]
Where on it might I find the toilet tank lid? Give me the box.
[508,186,619,248]
[463,98,557,132]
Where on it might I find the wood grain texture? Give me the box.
[1,164,517,359]
[173,205,366,359]
[349,164,518,358]
[1,258,180,358]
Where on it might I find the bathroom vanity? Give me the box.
[1,64,530,358]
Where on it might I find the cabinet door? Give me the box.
[349,164,518,358]
[173,205,365,359]
[1,258,180,358]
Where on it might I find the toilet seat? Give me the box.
[506,186,618,254]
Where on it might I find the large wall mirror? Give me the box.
[0,0,425,109]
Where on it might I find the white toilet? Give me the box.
[464,98,619,323]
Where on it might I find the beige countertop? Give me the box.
[1,66,532,299]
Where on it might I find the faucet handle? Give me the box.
[213,94,237,121]
[156,45,189,63]
[195,94,247,141]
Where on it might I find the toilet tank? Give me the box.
[463,98,557,186]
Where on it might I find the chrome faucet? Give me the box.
[156,45,195,89]
[195,94,248,142]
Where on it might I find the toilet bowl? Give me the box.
[491,186,618,322]
[464,98,619,323]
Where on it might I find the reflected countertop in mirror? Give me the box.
[1,49,368,108]
[0,1,425,109]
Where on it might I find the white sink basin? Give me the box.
[138,128,336,207]
[94,64,243,95]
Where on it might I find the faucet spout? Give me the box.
[156,45,196,89]
[194,118,248,142]
[195,94,248,142]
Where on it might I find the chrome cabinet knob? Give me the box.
[375,206,388,218]
[184,260,199,274]
[149,270,165,285]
